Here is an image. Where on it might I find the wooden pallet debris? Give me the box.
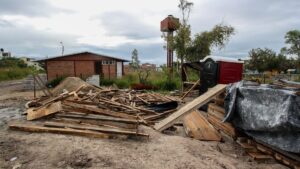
[154,84,227,131]
[183,110,221,141]
[10,123,111,139]
[180,79,200,100]
[27,101,62,120]
[237,137,300,168]
[207,103,237,138]
[11,77,179,139]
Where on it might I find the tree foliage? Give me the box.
[129,49,140,70]
[245,48,297,73]
[0,57,27,68]
[281,30,300,58]
[186,24,235,61]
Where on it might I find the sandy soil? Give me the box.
[0,78,287,169]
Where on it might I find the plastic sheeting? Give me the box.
[224,81,300,153]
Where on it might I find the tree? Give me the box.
[281,30,300,70]
[171,0,193,68]
[281,30,300,58]
[245,48,295,73]
[246,48,278,72]
[186,24,235,61]
[129,49,140,70]
[169,2,235,63]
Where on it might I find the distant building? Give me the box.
[124,63,157,75]
[141,63,156,70]
[19,57,43,70]
[0,48,12,59]
[38,51,128,81]
[287,69,297,74]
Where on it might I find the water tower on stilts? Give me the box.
[160,15,179,74]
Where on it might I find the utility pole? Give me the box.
[60,42,64,56]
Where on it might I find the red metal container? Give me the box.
[218,61,243,84]
[199,56,243,95]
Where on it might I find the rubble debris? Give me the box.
[9,77,179,139]
[154,84,226,131]
[207,103,237,138]
[180,79,200,100]
[177,83,300,168]
[224,81,300,153]
[183,110,221,141]
[27,101,62,120]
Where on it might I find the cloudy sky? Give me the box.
[0,0,299,64]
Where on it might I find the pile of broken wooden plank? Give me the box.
[154,84,300,169]
[9,84,179,139]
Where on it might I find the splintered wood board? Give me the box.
[27,101,62,120]
[183,111,221,141]
[154,84,226,131]
[9,123,111,139]
[207,108,237,138]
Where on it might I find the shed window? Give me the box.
[102,60,115,65]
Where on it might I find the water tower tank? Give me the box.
[160,15,179,32]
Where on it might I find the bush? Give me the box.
[100,78,115,86]
[114,79,130,89]
[99,71,182,91]
[0,67,35,82]
[46,76,66,88]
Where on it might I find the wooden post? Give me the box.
[33,74,36,99]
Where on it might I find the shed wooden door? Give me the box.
[94,61,102,76]
[116,62,122,78]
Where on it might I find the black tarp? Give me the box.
[224,81,300,153]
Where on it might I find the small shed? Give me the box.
[39,51,128,81]
[199,56,244,94]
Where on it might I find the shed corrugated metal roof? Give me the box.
[200,55,244,64]
[37,51,129,62]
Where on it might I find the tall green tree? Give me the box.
[281,30,300,58]
[172,0,193,67]
[281,30,300,70]
[246,48,277,72]
[245,48,296,73]
[129,49,140,71]
[186,24,235,61]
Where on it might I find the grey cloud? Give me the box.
[100,11,160,39]
[0,19,79,57]
[79,42,166,65]
[188,0,300,58]
[0,0,70,17]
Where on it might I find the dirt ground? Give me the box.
[0,78,287,169]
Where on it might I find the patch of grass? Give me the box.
[99,70,183,91]
[0,67,36,82]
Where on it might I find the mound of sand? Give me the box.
[51,77,100,96]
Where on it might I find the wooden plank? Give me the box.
[247,152,273,161]
[54,117,137,130]
[35,74,53,96]
[33,75,49,96]
[207,106,237,138]
[56,113,142,124]
[44,121,149,137]
[9,123,111,139]
[208,103,225,114]
[183,111,221,141]
[63,101,137,119]
[207,113,237,138]
[154,84,227,131]
[180,79,200,100]
[144,109,176,121]
[99,98,159,115]
[27,101,62,120]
